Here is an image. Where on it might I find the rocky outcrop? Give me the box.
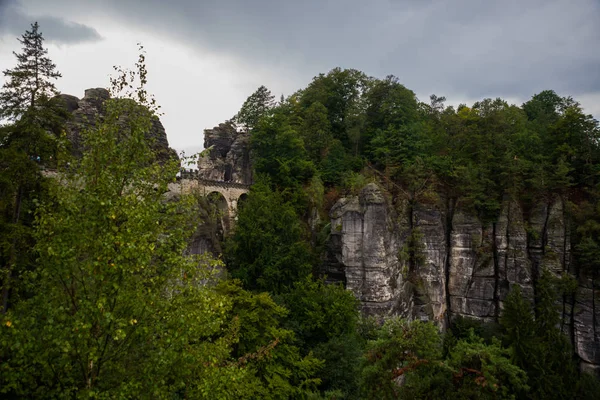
[59,88,177,163]
[325,183,411,317]
[197,122,252,185]
[575,277,600,375]
[325,185,600,372]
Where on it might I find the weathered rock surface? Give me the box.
[60,88,177,163]
[325,186,600,372]
[325,184,410,317]
[197,122,252,185]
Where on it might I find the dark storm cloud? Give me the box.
[19,0,600,102]
[0,0,102,44]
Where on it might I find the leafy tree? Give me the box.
[318,139,363,186]
[522,90,566,127]
[0,52,262,399]
[360,318,528,400]
[250,111,316,191]
[441,334,529,399]
[280,277,359,348]
[299,101,333,163]
[364,75,421,161]
[500,273,580,400]
[0,22,61,121]
[359,318,442,399]
[0,22,67,314]
[233,85,275,132]
[299,68,368,149]
[279,277,361,398]
[216,280,323,399]
[224,178,314,294]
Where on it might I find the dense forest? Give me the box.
[1,23,600,399]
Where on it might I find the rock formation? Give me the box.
[196,122,252,185]
[190,121,599,373]
[325,184,600,373]
[59,88,177,163]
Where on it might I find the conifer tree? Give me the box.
[233,85,275,132]
[0,21,61,121]
[0,22,65,315]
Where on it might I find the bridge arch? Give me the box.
[168,176,250,231]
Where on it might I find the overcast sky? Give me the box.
[1,0,599,156]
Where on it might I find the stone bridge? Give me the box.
[168,170,250,228]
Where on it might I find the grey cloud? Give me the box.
[0,0,102,44]
[17,0,600,105]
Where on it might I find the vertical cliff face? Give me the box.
[448,200,535,321]
[325,184,411,317]
[325,184,600,373]
[197,122,252,185]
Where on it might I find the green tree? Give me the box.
[224,178,314,294]
[500,273,580,400]
[217,280,323,399]
[364,75,421,162]
[0,22,62,121]
[360,318,528,400]
[250,111,316,191]
[299,68,368,150]
[280,277,362,398]
[299,101,333,163]
[233,85,275,132]
[0,52,261,399]
[359,318,442,399]
[0,22,67,314]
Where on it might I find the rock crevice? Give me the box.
[325,185,599,372]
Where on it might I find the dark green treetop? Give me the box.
[233,85,275,132]
[0,22,62,121]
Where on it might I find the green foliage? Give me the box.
[340,171,372,195]
[233,85,275,132]
[359,319,442,399]
[360,319,528,400]
[441,334,529,399]
[0,49,324,400]
[280,277,359,348]
[571,190,600,276]
[216,280,323,399]
[250,111,316,190]
[278,277,362,398]
[0,22,62,121]
[319,139,363,186]
[1,54,250,397]
[500,273,581,399]
[299,101,333,163]
[311,334,364,399]
[1,36,599,398]
[298,68,368,150]
[448,315,502,346]
[224,178,314,294]
[0,22,68,314]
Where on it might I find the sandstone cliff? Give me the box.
[196,122,252,185]
[325,183,600,374]
[59,88,177,163]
